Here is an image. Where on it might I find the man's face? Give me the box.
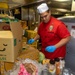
[40,11,51,23]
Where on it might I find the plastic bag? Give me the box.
[5,58,47,75]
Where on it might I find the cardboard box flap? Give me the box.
[10,22,23,38]
[0,31,13,38]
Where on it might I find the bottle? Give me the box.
[55,58,61,75]
[61,58,65,68]
[59,58,65,69]
[59,57,65,75]
[48,59,56,75]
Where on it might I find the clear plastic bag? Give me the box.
[4,58,47,75]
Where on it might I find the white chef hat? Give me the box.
[37,3,49,14]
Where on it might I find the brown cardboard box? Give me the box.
[0,61,14,73]
[0,22,23,62]
[22,37,27,42]
[30,41,38,48]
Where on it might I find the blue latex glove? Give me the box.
[28,39,35,44]
[45,46,56,52]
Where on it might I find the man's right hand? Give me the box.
[28,39,35,44]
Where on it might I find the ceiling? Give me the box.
[0,0,75,15]
[0,0,72,8]
[47,0,72,15]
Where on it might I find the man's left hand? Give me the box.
[45,46,56,52]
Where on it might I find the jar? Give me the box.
[48,59,56,75]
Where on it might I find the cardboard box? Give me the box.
[25,30,38,48]
[26,30,37,38]
[30,41,38,48]
[0,22,23,62]
[22,37,27,42]
[0,61,14,72]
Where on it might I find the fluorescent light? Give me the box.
[56,8,70,12]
